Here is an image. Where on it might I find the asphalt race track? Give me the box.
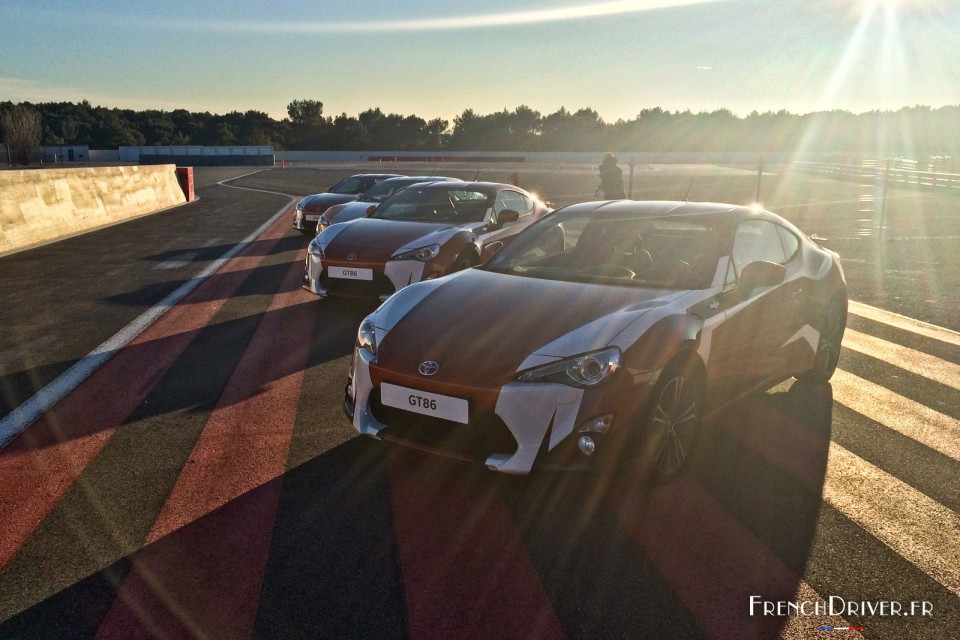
[0,166,957,639]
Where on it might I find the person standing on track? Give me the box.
[597,153,626,199]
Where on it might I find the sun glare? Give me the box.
[850,0,948,18]
[778,0,930,206]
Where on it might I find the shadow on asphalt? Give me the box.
[140,234,308,266]
[0,382,832,639]
[1,295,372,451]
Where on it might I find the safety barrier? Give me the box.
[0,164,187,255]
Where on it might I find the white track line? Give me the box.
[849,300,960,347]
[823,443,960,599]
[0,170,295,450]
[832,369,960,462]
[842,329,960,391]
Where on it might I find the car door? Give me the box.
[706,219,797,406]
[476,190,534,250]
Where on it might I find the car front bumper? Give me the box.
[347,347,590,475]
[304,254,431,301]
[303,254,329,297]
[293,207,324,232]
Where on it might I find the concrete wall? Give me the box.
[274,150,799,165]
[0,164,186,255]
[30,145,90,164]
[89,150,121,163]
[119,145,273,163]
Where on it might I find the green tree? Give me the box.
[93,111,145,148]
[540,107,606,151]
[138,110,177,145]
[214,121,237,145]
[422,117,449,150]
[231,110,277,145]
[287,99,324,125]
[1,103,43,164]
[330,113,366,149]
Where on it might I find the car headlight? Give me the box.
[318,214,329,226]
[307,237,325,257]
[392,243,441,262]
[516,347,620,387]
[357,314,377,356]
[296,201,304,211]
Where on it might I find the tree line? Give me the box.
[2,98,959,156]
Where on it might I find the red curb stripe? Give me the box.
[613,474,801,640]
[95,254,315,640]
[147,249,315,543]
[388,454,566,640]
[727,398,831,494]
[0,211,294,571]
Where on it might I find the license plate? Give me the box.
[328,266,373,280]
[305,215,320,222]
[380,383,469,424]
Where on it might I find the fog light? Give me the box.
[578,435,596,456]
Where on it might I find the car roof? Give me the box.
[564,200,782,220]
[560,200,744,216]
[557,199,797,229]
[350,173,404,178]
[378,175,459,183]
[407,180,528,193]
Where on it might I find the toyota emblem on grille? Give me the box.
[347,252,358,261]
[418,361,440,376]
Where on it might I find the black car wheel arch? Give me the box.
[798,295,847,383]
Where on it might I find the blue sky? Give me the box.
[2,0,958,122]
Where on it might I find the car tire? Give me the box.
[641,357,703,483]
[797,295,847,383]
[600,355,703,488]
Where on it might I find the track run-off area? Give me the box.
[0,166,957,639]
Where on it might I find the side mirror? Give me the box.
[485,240,504,254]
[739,260,785,293]
[497,209,521,226]
[366,205,377,217]
[480,240,505,263]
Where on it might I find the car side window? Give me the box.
[724,259,737,288]
[777,225,801,262]
[732,220,787,275]
[494,190,527,216]
[332,177,363,194]
[519,193,535,215]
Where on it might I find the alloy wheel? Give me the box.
[651,374,699,478]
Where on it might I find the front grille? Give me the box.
[370,389,517,462]
[320,272,394,298]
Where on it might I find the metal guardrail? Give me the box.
[796,162,960,190]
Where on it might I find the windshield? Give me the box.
[373,187,492,223]
[329,176,366,195]
[486,210,721,290]
[362,179,423,203]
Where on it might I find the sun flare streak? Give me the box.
[817,4,878,111]
[141,0,719,33]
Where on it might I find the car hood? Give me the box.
[324,218,475,263]
[327,200,374,224]
[375,268,685,385]
[301,193,358,212]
